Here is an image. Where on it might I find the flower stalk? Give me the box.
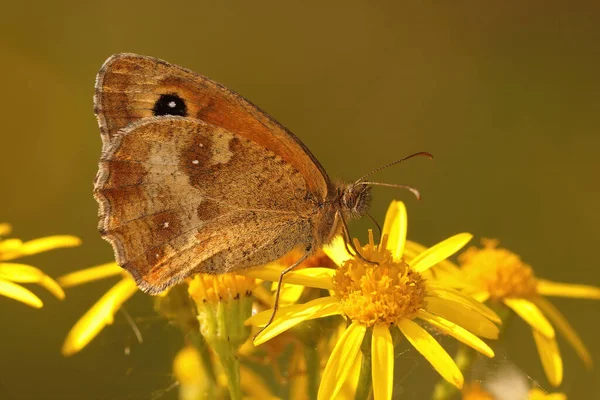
[189,274,255,400]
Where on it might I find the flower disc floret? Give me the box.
[333,234,427,327]
[460,239,537,300]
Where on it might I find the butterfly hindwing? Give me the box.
[95,117,314,293]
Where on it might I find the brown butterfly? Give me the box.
[94,53,429,299]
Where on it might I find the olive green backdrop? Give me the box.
[1,1,598,399]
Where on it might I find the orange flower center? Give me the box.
[332,232,426,327]
[459,239,538,300]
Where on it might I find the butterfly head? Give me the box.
[339,183,372,220]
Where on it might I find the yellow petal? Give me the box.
[0,278,43,308]
[503,298,555,338]
[57,262,123,288]
[0,223,12,236]
[469,291,491,303]
[241,266,334,290]
[62,277,138,356]
[247,295,340,327]
[0,263,64,299]
[270,282,304,304]
[371,325,394,400]
[338,351,363,400]
[323,235,352,266]
[537,279,600,300]
[532,328,563,387]
[417,310,494,358]
[411,233,473,273]
[427,284,501,324]
[381,200,407,260]
[0,235,81,261]
[0,239,23,254]
[529,388,566,400]
[531,296,592,368]
[252,296,342,345]
[318,322,366,400]
[404,240,462,276]
[425,296,499,339]
[397,318,463,389]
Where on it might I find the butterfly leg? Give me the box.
[339,211,378,265]
[254,247,312,339]
[365,211,382,243]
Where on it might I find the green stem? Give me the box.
[196,295,252,400]
[214,340,243,400]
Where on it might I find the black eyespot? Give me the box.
[153,94,188,116]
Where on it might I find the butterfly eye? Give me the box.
[152,94,188,117]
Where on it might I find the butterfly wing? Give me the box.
[95,117,315,293]
[94,53,330,199]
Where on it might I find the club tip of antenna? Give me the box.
[408,186,422,201]
[417,151,434,160]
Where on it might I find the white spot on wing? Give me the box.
[192,160,199,165]
[162,222,169,228]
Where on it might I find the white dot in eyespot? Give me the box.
[199,143,204,147]
[162,221,169,228]
[168,101,176,108]
[192,160,199,165]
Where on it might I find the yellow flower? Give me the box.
[246,201,501,400]
[459,239,600,387]
[59,262,138,356]
[0,223,80,308]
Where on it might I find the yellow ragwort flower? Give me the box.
[0,223,80,308]
[458,239,600,387]
[59,262,138,356]
[246,201,501,400]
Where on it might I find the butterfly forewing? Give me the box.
[94,53,330,197]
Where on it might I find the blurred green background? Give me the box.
[1,1,599,399]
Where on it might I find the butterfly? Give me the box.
[93,53,429,297]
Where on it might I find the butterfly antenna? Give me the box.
[357,182,422,201]
[353,151,433,185]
